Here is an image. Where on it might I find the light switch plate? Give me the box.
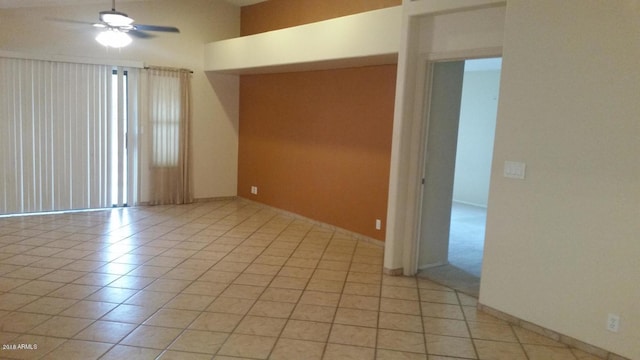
[504,161,526,179]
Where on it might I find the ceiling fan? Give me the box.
[53,0,180,48]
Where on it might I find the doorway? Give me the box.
[418,58,501,296]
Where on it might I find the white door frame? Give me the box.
[383,0,505,276]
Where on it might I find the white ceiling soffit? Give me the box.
[0,0,266,8]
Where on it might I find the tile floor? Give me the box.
[0,199,601,360]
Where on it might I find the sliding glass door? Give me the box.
[0,57,138,215]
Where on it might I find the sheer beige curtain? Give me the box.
[143,67,192,205]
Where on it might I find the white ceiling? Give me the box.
[0,0,265,8]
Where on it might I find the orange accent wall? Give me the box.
[241,0,401,36]
[238,65,396,240]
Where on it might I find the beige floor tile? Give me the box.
[221,284,265,299]
[334,308,378,328]
[124,290,176,308]
[523,344,580,360]
[73,320,136,343]
[323,343,375,360]
[348,263,380,274]
[0,293,39,311]
[254,255,289,266]
[163,293,215,311]
[376,349,427,360]
[513,327,567,347]
[306,278,344,293]
[417,279,453,292]
[72,273,120,286]
[418,289,460,305]
[422,317,470,338]
[281,319,331,342]
[259,288,302,303]
[217,333,277,359]
[379,312,423,333]
[169,329,228,354]
[382,275,418,288]
[462,306,504,324]
[121,325,182,349]
[19,296,77,315]
[41,339,112,360]
[1,201,616,360]
[420,302,465,320]
[474,339,528,360]
[347,272,382,285]
[457,293,478,307]
[108,275,155,290]
[318,260,351,271]
[182,281,227,297]
[291,303,336,323]
[7,334,66,359]
[329,324,377,348]
[10,280,65,296]
[158,350,214,360]
[243,263,282,276]
[128,265,171,278]
[467,321,518,342]
[199,270,239,284]
[207,297,256,315]
[343,283,381,297]
[235,315,287,336]
[378,329,426,354]
[313,269,348,282]
[212,260,250,273]
[59,300,118,319]
[101,304,157,324]
[190,312,243,332]
[299,290,341,307]
[270,338,325,360]
[380,298,421,315]
[425,334,476,358]
[143,308,200,328]
[233,273,274,287]
[286,258,319,269]
[381,285,419,301]
[0,277,29,292]
[0,311,51,333]
[100,344,162,360]
[85,286,137,303]
[269,276,309,290]
[144,278,191,293]
[248,300,295,318]
[28,316,93,338]
[278,266,314,279]
[340,294,380,311]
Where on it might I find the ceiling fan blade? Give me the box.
[133,24,180,33]
[128,30,155,39]
[46,17,95,26]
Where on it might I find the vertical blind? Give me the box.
[0,57,136,214]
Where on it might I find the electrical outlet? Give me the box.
[607,313,620,333]
[250,186,258,195]
[375,219,382,230]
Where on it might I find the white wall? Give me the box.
[0,0,240,200]
[480,1,640,358]
[452,69,500,207]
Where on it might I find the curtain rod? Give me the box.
[144,65,194,74]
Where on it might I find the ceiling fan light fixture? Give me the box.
[100,11,134,27]
[96,29,132,48]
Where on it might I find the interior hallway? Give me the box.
[0,199,599,359]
